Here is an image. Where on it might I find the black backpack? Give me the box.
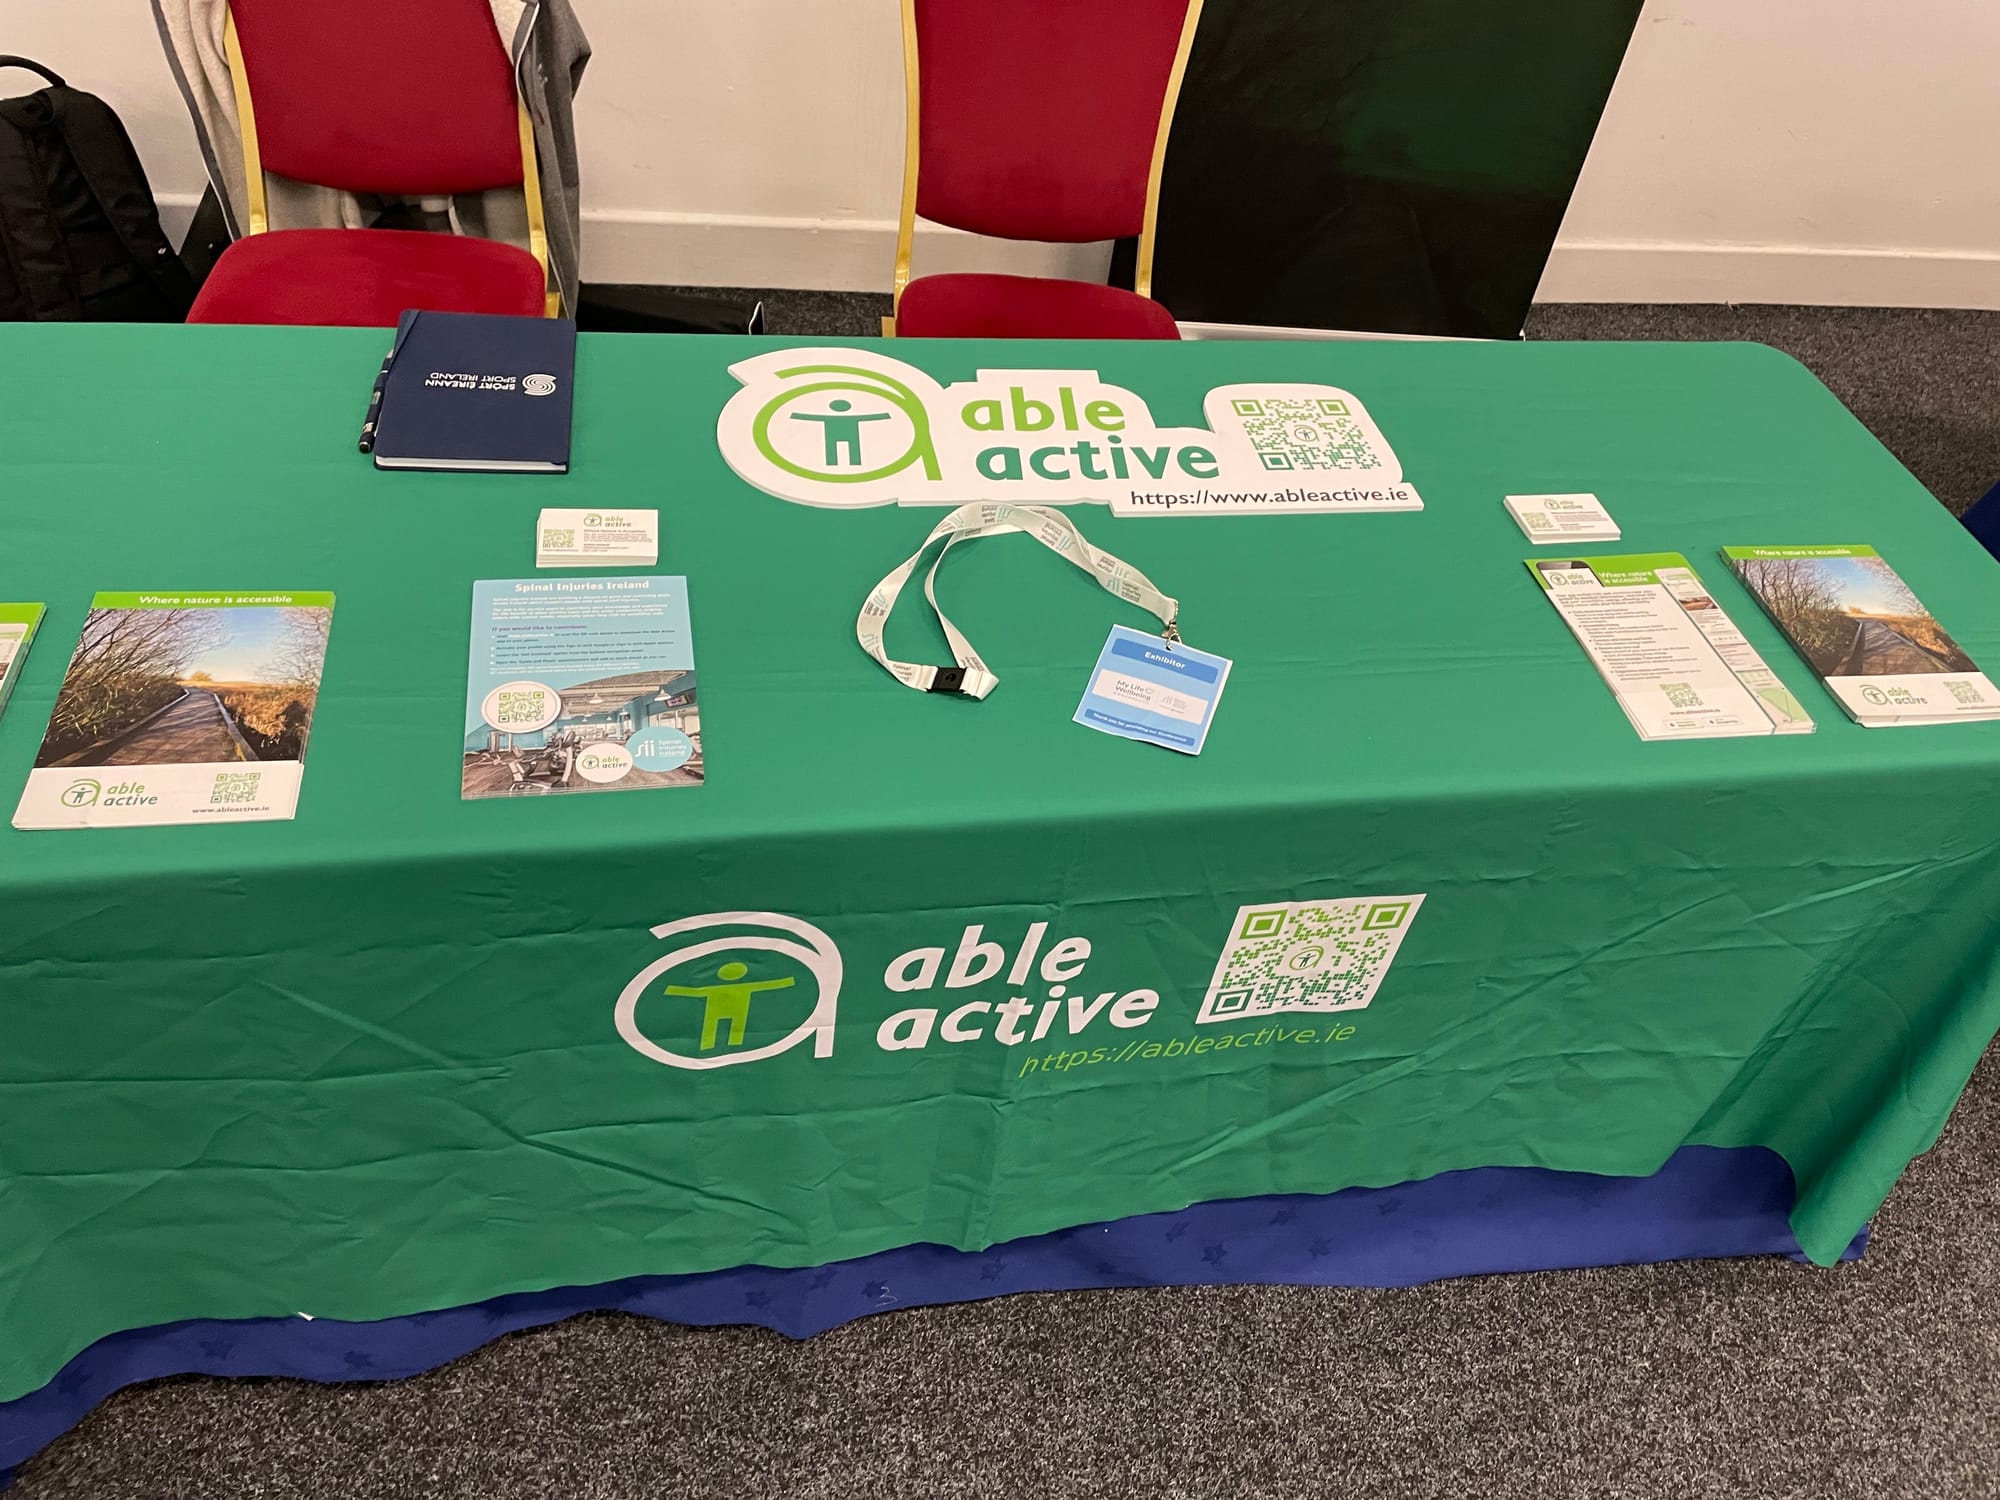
[0,57,193,321]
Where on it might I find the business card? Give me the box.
[536,508,660,568]
[1506,492,1620,544]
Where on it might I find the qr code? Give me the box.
[496,690,544,726]
[1229,397,1383,473]
[1522,512,1552,531]
[1198,896,1425,1025]
[1662,682,1701,709]
[211,772,262,805]
[541,528,575,550]
[1946,679,1986,705]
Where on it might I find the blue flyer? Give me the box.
[462,576,701,799]
[1073,625,1231,755]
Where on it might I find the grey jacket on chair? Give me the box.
[152,0,590,312]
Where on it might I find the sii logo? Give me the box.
[616,912,841,1070]
[60,779,101,808]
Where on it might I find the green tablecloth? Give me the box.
[2,326,1997,1402]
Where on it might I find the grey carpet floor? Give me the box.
[13,303,2000,1499]
[1525,305,1997,518]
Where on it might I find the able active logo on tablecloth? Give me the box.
[715,348,1422,516]
[613,896,1426,1072]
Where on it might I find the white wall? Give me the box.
[1539,0,2000,307]
[572,0,1108,289]
[6,0,1996,309]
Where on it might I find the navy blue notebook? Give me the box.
[369,311,576,473]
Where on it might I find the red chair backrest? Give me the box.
[230,0,524,197]
[911,0,1194,244]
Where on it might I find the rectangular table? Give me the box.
[2,325,1997,1407]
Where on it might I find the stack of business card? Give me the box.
[1507,493,1620,545]
[536,508,660,569]
[0,603,45,723]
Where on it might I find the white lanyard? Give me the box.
[858,502,1180,698]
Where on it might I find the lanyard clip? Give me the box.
[926,664,998,698]
[1162,616,1182,646]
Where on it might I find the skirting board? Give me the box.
[150,197,1108,289]
[589,220,2000,313]
[155,196,2000,314]
[582,211,1111,293]
[1537,240,2000,311]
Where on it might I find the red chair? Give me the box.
[187,0,552,327]
[888,0,1204,341]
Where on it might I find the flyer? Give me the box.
[1723,545,2000,727]
[1653,562,1814,733]
[1528,554,1774,740]
[0,603,44,722]
[13,592,334,829]
[463,576,702,798]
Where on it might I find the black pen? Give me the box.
[357,346,394,454]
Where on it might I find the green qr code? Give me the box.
[496,691,544,725]
[211,772,262,805]
[1662,682,1702,709]
[1199,896,1426,1024]
[541,528,575,550]
[1231,396,1382,473]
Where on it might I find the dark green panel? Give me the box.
[1146,0,1645,335]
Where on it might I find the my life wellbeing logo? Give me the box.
[614,898,1425,1071]
[715,347,1421,515]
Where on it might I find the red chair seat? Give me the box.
[188,228,546,327]
[896,273,1180,340]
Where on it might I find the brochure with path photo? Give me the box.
[13,592,334,830]
[0,604,45,723]
[1722,545,2000,727]
[1529,553,1809,740]
[464,576,702,799]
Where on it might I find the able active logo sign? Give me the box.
[715,348,1422,517]
[615,912,843,1071]
[613,897,1426,1073]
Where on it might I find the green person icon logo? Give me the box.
[790,397,891,468]
[750,363,941,486]
[663,960,797,1050]
[617,912,842,1071]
